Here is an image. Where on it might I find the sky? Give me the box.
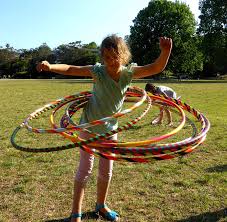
[0,0,200,50]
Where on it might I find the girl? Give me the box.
[37,34,172,222]
[145,83,179,126]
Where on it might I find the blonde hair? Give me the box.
[100,34,131,65]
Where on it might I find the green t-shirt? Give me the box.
[80,63,135,133]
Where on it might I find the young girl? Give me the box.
[37,34,172,222]
[145,83,179,126]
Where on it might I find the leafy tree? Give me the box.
[10,43,54,78]
[53,41,99,78]
[0,44,17,62]
[80,42,99,65]
[54,41,99,65]
[129,0,203,78]
[197,0,227,76]
[0,41,99,79]
[0,44,18,78]
[29,43,55,78]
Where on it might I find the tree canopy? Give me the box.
[0,42,99,79]
[129,0,203,78]
[197,0,227,76]
[0,0,226,79]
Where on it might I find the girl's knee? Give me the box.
[75,168,93,183]
[75,149,95,183]
[98,170,113,181]
[98,158,114,181]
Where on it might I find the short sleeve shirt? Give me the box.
[156,86,177,99]
[79,63,135,133]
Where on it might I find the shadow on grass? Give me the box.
[175,208,227,222]
[45,211,99,222]
[206,164,227,173]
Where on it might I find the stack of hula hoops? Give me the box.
[11,86,210,163]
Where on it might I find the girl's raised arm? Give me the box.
[133,37,172,79]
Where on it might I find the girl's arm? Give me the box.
[36,61,93,77]
[133,37,172,79]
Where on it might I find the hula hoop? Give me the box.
[50,90,153,150]
[77,103,210,162]
[23,86,147,134]
[11,87,210,163]
[11,87,151,152]
[79,137,205,163]
[86,102,210,153]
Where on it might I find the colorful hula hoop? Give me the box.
[11,87,151,152]
[77,100,209,162]
[51,91,152,142]
[23,86,147,134]
[10,86,210,163]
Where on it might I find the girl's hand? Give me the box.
[159,37,172,52]
[36,61,51,72]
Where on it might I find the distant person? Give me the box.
[145,83,179,126]
[37,35,172,222]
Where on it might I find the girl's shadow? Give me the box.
[45,211,99,222]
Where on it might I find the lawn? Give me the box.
[0,79,226,222]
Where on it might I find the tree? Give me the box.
[0,41,100,79]
[53,41,99,79]
[197,0,227,76]
[0,44,18,78]
[129,0,203,78]
[29,43,55,78]
[10,43,55,78]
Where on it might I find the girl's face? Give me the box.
[102,48,121,72]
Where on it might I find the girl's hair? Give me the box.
[100,34,131,65]
[145,83,157,94]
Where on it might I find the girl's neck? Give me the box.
[106,66,122,82]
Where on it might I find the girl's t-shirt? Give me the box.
[156,86,177,99]
[79,63,135,134]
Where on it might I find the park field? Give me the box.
[0,79,226,222]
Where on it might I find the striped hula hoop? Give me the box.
[11,87,210,163]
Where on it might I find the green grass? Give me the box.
[0,79,226,222]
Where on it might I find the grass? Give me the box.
[0,79,227,222]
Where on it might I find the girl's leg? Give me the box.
[70,180,86,222]
[71,133,95,222]
[96,157,119,221]
[165,108,173,126]
[97,158,114,204]
[96,135,118,219]
[152,107,164,124]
